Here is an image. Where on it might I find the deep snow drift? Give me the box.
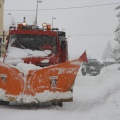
[0,58,120,120]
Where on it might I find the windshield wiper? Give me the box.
[18,43,25,49]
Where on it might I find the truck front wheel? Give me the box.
[81,68,86,76]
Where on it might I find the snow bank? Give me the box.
[69,63,120,120]
[76,64,120,101]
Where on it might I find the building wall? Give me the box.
[0,0,3,37]
[0,0,4,57]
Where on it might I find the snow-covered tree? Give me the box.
[102,41,114,61]
[113,5,120,62]
[113,44,120,61]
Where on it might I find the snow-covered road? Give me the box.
[0,64,120,120]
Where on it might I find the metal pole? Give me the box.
[35,1,42,26]
[3,31,4,43]
[52,18,53,28]
[35,2,38,26]
[52,17,56,29]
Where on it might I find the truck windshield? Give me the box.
[9,34,57,50]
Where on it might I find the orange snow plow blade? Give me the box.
[0,63,24,101]
[0,51,87,104]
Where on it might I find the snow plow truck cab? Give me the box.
[4,22,68,66]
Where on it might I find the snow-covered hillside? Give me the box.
[0,58,120,120]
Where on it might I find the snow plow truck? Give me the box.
[0,19,88,107]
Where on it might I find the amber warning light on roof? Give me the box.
[42,23,51,30]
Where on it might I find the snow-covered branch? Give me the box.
[115,5,120,10]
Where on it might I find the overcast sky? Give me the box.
[3,0,120,61]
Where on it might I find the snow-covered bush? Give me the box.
[102,41,115,61]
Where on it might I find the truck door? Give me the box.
[58,32,68,62]
[60,40,68,62]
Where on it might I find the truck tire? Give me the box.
[81,68,86,76]
[0,101,9,105]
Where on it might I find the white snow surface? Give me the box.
[7,47,51,58]
[15,62,41,75]
[0,63,120,120]
[4,46,51,65]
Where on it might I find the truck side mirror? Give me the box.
[6,36,9,40]
[61,41,66,50]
